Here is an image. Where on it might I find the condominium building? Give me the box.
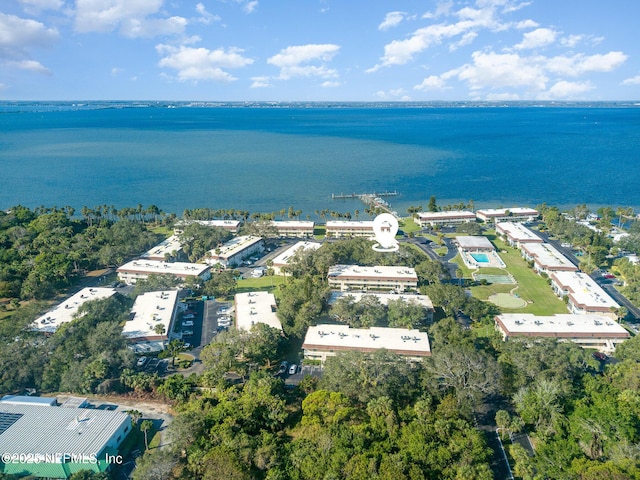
[122,290,180,352]
[302,324,431,363]
[325,221,374,238]
[31,287,117,333]
[174,219,240,234]
[271,241,322,275]
[495,313,630,353]
[416,210,476,227]
[235,291,282,332]
[205,235,264,268]
[495,222,543,248]
[476,207,539,223]
[117,260,211,284]
[329,291,435,322]
[550,271,620,319]
[140,234,183,261]
[270,220,315,238]
[327,265,418,292]
[520,242,577,274]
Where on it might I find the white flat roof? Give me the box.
[272,241,322,266]
[123,290,178,342]
[271,220,315,228]
[496,222,543,243]
[117,259,210,277]
[208,235,263,260]
[477,207,539,217]
[235,291,282,331]
[328,265,418,281]
[455,235,495,250]
[496,313,629,338]
[551,271,619,310]
[141,234,183,260]
[329,292,434,310]
[521,243,576,270]
[32,287,117,333]
[418,210,475,219]
[303,324,431,356]
[0,403,130,458]
[326,221,374,229]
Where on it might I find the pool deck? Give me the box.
[461,250,506,269]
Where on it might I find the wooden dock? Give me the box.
[331,191,399,217]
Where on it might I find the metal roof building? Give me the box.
[0,403,130,478]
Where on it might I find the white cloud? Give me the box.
[195,3,221,24]
[414,75,448,90]
[19,0,63,11]
[5,59,51,74]
[321,81,341,88]
[622,75,640,85]
[268,44,340,80]
[515,19,537,29]
[156,44,253,82]
[244,1,258,14]
[378,11,405,31]
[250,76,271,88]
[0,12,58,75]
[375,88,411,100]
[0,12,59,52]
[449,31,477,51]
[369,0,510,72]
[560,34,585,48]
[514,27,557,50]
[456,51,548,92]
[545,51,628,76]
[111,67,122,75]
[120,16,187,38]
[74,0,185,37]
[438,48,627,99]
[543,80,593,99]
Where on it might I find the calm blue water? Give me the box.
[1,102,639,217]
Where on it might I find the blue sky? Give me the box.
[2,0,640,101]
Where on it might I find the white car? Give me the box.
[136,356,148,367]
[182,320,194,327]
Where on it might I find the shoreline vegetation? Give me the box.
[1,200,640,479]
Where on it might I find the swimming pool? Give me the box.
[470,253,490,263]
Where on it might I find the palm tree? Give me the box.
[154,323,166,336]
[140,419,153,450]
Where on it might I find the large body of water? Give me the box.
[2,101,639,217]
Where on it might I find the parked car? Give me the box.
[183,314,195,320]
[593,351,608,361]
[182,330,194,336]
[288,364,297,375]
[182,320,194,327]
[136,356,148,367]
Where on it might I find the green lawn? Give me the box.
[399,217,421,234]
[467,238,567,315]
[313,225,326,241]
[237,275,285,293]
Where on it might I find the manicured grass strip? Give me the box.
[237,275,285,293]
[399,217,421,234]
[470,238,567,315]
